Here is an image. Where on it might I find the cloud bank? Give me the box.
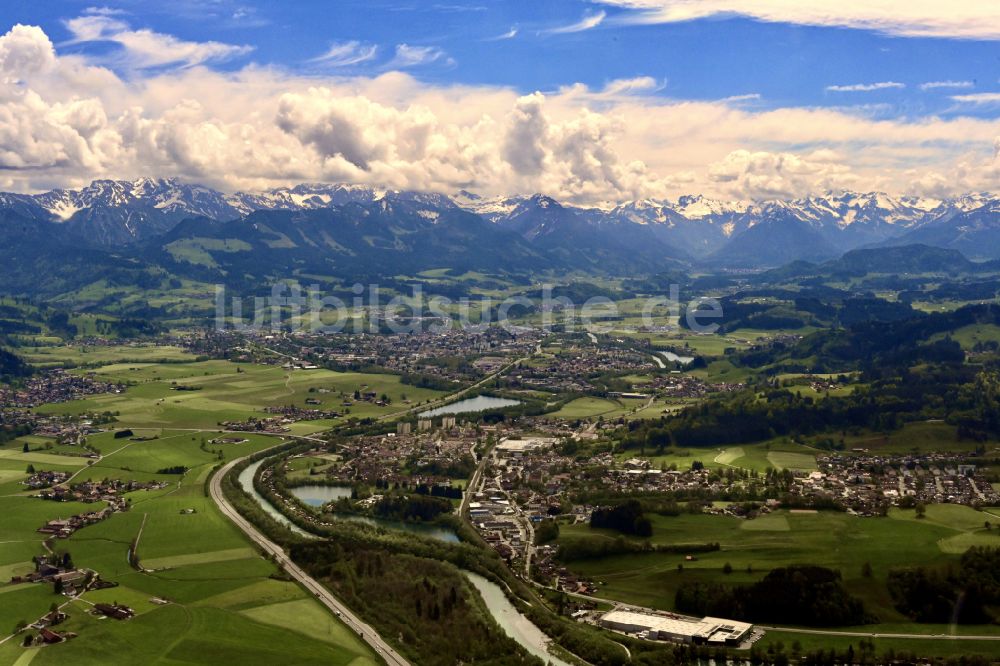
[599,0,1000,40]
[0,22,997,204]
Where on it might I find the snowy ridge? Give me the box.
[0,178,997,259]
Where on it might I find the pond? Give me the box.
[289,484,352,506]
[239,474,459,543]
[238,459,564,664]
[419,395,522,417]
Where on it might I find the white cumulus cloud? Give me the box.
[0,23,997,204]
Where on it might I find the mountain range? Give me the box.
[0,178,997,296]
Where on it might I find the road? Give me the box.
[459,441,489,516]
[758,626,1000,641]
[210,453,411,666]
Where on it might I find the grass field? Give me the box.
[550,395,687,421]
[0,357,381,664]
[557,504,1000,637]
[929,323,1000,349]
[33,360,447,429]
[834,421,988,455]
[16,344,199,367]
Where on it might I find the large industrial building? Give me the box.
[494,437,555,458]
[599,610,753,646]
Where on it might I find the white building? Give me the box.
[599,610,752,646]
[495,437,556,458]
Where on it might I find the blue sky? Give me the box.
[0,1,997,201]
[10,0,999,115]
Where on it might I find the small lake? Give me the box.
[419,395,522,417]
[241,476,459,543]
[289,484,353,506]
[659,350,695,365]
[238,460,562,663]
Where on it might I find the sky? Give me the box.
[0,0,998,204]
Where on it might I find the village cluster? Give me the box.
[0,370,125,408]
[187,327,541,384]
[35,478,167,538]
[805,453,1000,513]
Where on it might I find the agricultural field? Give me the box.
[0,358,383,664]
[713,441,820,473]
[32,359,447,429]
[550,396,646,420]
[16,344,199,367]
[557,504,1000,637]
[615,440,820,473]
[832,421,990,456]
[0,489,377,664]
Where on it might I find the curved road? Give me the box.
[210,454,411,666]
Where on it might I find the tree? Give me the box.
[22,442,29,453]
[915,502,927,519]
[861,562,873,578]
[26,464,35,474]
[723,562,733,574]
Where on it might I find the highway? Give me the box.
[210,453,411,666]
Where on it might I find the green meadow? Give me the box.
[558,504,1000,638]
[34,359,446,429]
[17,344,199,367]
[0,358,382,664]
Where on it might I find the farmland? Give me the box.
[33,359,447,430]
[0,357,384,665]
[557,504,1000,639]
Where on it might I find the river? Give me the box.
[237,459,569,665]
[466,573,572,666]
[419,395,522,417]
[237,459,314,538]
